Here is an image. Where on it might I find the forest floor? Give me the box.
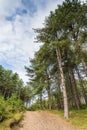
[13,111,81,130]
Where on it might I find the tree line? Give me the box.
[25,0,87,118]
[0,65,31,105]
[0,65,32,122]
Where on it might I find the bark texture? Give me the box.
[56,48,69,119]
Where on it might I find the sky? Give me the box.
[0,0,86,83]
[0,0,64,83]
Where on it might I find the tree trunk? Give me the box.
[40,92,43,109]
[47,83,51,110]
[68,66,81,109]
[3,90,6,99]
[46,72,51,110]
[76,68,87,105]
[18,88,21,99]
[81,59,87,77]
[66,72,75,108]
[56,48,69,119]
[57,97,63,109]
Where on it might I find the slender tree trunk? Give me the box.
[3,90,6,99]
[18,88,21,99]
[57,97,63,109]
[40,92,43,109]
[68,66,81,109]
[81,59,87,77]
[56,47,69,119]
[57,82,63,109]
[66,72,75,108]
[46,72,51,110]
[76,68,87,105]
[47,83,51,110]
[43,100,46,109]
[7,90,10,98]
[56,75,63,109]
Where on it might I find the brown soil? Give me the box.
[14,111,80,130]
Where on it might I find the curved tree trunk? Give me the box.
[56,47,69,119]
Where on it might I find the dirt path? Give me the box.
[16,111,80,130]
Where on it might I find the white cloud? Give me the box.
[0,0,63,83]
[0,0,22,19]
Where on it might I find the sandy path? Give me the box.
[16,111,80,130]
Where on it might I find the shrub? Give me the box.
[0,96,8,121]
[28,102,41,111]
[0,95,25,122]
[7,94,25,113]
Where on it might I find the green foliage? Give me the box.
[0,95,25,123]
[29,102,41,111]
[7,94,25,113]
[0,96,8,122]
[0,65,31,108]
[0,112,23,130]
[0,65,24,99]
[26,0,87,117]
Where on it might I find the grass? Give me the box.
[0,112,23,130]
[69,109,87,130]
[49,108,87,130]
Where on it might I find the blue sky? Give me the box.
[0,0,85,83]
